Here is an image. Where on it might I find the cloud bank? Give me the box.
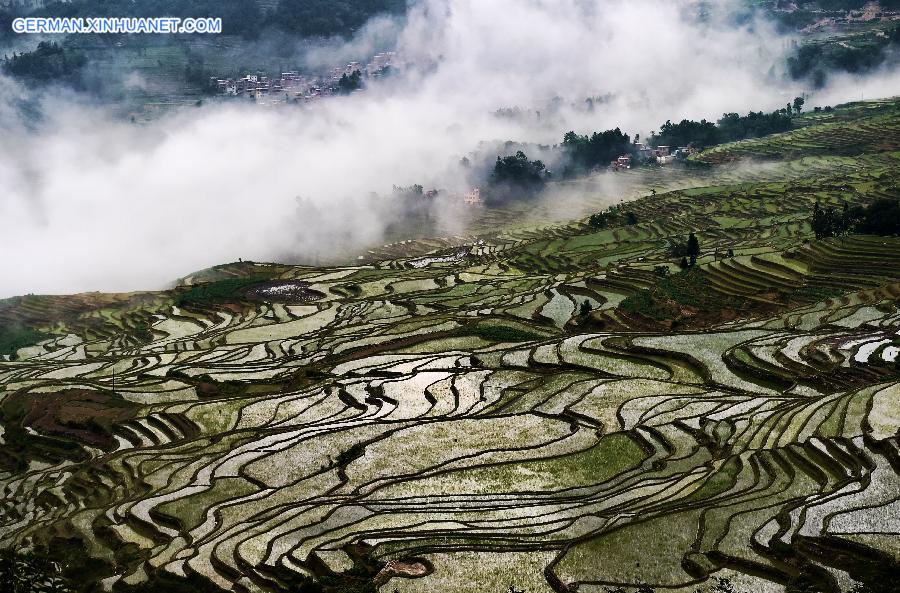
[0,0,897,297]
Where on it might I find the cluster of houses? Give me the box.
[209,52,397,104]
[463,188,482,205]
[608,142,699,171]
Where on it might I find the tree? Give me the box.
[2,41,86,85]
[687,232,700,267]
[589,212,612,229]
[562,128,632,173]
[579,301,592,317]
[483,151,547,204]
[793,96,805,114]
[812,200,837,239]
[392,184,423,197]
[840,201,850,235]
[336,70,362,94]
[491,151,545,185]
[812,200,851,239]
[653,118,719,149]
[653,109,792,151]
[625,212,638,226]
[855,198,900,236]
[669,239,688,258]
[268,0,405,37]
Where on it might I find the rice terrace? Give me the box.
[2,1,900,592]
[0,96,898,593]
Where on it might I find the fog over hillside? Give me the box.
[1,0,898,297]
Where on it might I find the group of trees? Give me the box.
[652,107,795,150]
[653,119,719,150]
[183,53,219,95]
[588,207,637,230]
[561,105,800,175]
[335,70,363,95]
[813,199,900,239]
[669,233,702,268]
[787,25,900,88]
[561,128,633,174]
[491,151,547,186]
[268,0,405,38]
[391,184,424,198]
[484,151,548,204]
[2,41,86,84]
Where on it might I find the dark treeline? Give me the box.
[787,25,900,88]
[268,0,405,38]
[484,151,549,204]
[488,102,805,196]
[561,129,632,175]
[2,41,86,84]
[336,70,363,95]
[813,198,900,239]
[184,54,219,95]
[588,207,638,230]
[652,109,795,149]
[552,105,799,175]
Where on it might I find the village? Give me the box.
[608,141,698,171]
[208,51,397,104]
[427,140,702,210]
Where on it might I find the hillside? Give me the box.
[0,99,898,593]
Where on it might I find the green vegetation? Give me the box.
[588,211,613,229]
[175,275,268,307]
[853,198,900,236]
[694,99,900,163]
[786,23,900,87]
[267,0,405,38]
[336,69,363,94]
[0,99,899,593]
[587,205,637,230]
[485,150,548,203]
[562,128,632,174]
[0,548,70,593]
[652,108,794,149]
[813,198,900,239]
[790,285,845,302]
[621,267,749,321]
[461,323,549,343]
[119,569,226,593]
[2,41,86,85]
[0,324,49,358]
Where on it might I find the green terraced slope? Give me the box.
[0,100,899,593]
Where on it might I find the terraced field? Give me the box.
[695,100,900,164]
[0,100,899,593]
